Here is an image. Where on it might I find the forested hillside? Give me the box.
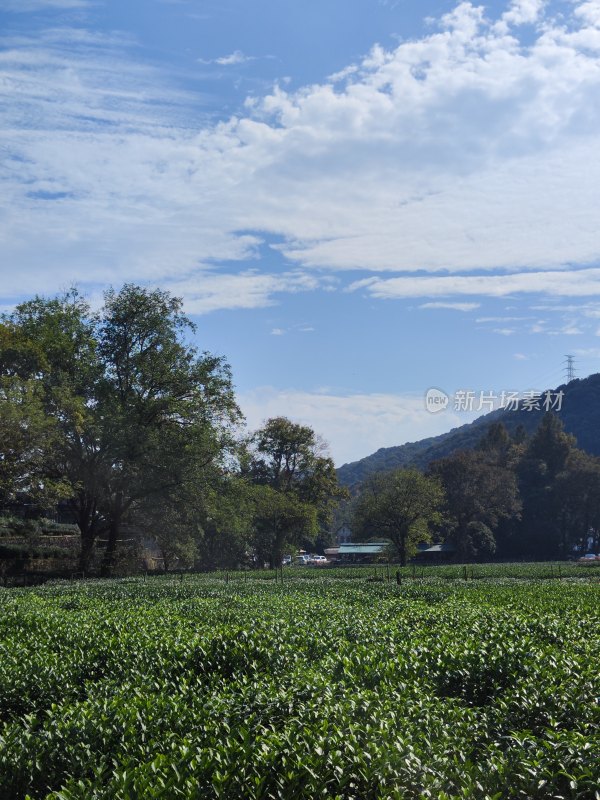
[337,373,600,488]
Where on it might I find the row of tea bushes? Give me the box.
[0,573,597,798]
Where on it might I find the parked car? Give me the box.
[308,555,329,566]
[282,555,292,566]
[578,553,599,562]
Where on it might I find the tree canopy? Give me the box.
[245,417,345,567]
[0,286,241,574]
[352,468,444,566]
[429,448,521,561]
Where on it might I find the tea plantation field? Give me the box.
[0,567,598,799]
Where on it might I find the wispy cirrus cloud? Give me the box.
[164,270,322,315]
[268,323,315,336]
[2,0,91,10]
[239,386,472,465]
[351,269,600,300]
[419,301,480,311]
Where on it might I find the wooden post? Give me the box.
[396,570,401,586]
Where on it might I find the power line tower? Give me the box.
[564,354,576,383]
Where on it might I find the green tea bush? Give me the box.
[0,568,597,799]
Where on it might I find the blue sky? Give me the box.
[2,0,600,465]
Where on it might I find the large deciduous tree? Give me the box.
[246,417,345,567]
[92,285,240,574]
[0,285,240,575]
[352,468,444,566]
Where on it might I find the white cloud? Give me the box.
[215,50,251,66]
[268,323,315,335]
[164,271,322,315]
[497,0,546,30]
[514,352,528,359]
[350,268,600,300]
[2,0,90,10]
[3,2,600,304]
[419,301,480,311]
[553,324,584,335]
[198,50,254,66]
[476,315,533,322]
[239,387,475,466]
[574,1,600,26]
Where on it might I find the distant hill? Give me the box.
[337,373,600,488]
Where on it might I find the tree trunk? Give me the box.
[72,496,98,575]
[101,493,123,577]
[270,529,286,571]
[79,529,95,575]
[395,530,407,567]
[559,513,568,560]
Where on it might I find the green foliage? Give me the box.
[516,414,581,559]
[0,517,41,538]
[0,378,70,508]
[429,450,521,561]
[525,413,577,480]
[464,521,497,559]
[0,570,597,799]
[0,543,70,560]
[251,484,318,567]
[346,412,598,563]
[1,286,241,575]
[353,469,444,566]
[37,520,80,537]
[246,417,346,566]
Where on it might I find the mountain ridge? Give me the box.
[337,373,600,488]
